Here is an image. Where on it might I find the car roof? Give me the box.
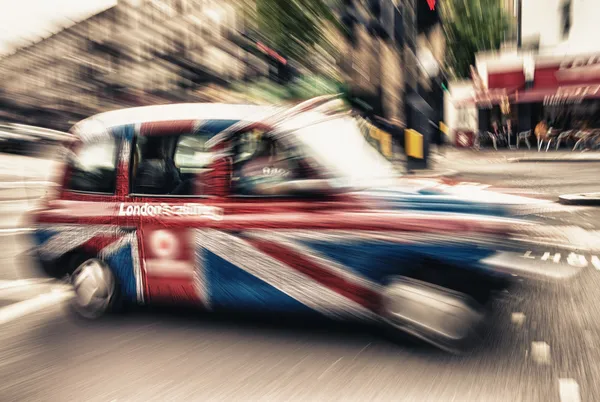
[71,103,280,134]
[70,102,348,145]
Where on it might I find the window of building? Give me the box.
[66,137,118,194]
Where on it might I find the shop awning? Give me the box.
[514,84,600,104]
[453,86,520,108]
[555,64,600,86]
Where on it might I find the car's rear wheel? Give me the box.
[381,276,486,354]
[69,258,117,319]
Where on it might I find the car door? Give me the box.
[198,130,319,313]
[130,121,217,308]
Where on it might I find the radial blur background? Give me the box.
[2,1,600,401]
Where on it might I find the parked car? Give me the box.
[0,123,74,155]
[26,97,586,353]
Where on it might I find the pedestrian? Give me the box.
[535,119,548,151]
[505,119,513,148]
[434,120,445,156]
[490,121,500,150]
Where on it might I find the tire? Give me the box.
[68,258,119,320]
[401,256,506,306]
[380,276,486,354]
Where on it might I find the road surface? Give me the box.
[1,152,600,401]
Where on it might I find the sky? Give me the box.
[0,0,117,56]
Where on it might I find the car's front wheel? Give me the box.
[381,276,486,354]
[69,258,118,319]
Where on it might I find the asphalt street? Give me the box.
[1,151,600,401]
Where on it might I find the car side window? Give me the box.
[234,130,261,164]
[66,137,118,194]
[231,132,303,196]
[131,132,214,196]
[174,133,213,173]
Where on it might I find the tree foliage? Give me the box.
[441,0,511,79]
[254,0,340,63]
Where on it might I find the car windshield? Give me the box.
[292,116,398,187]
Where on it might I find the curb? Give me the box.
[404,169,460,178]
[558,193,600,205]
[509,157,600,163]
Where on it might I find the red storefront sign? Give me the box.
[487,70,526,90]
[534,65,562,88]
[477,54,600,105]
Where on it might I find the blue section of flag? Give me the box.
[374,195,510,216]
[204,251,313,313]
[197,120,239,136]
[105,244,137,303]
[363,188,513,216]
[32,229,58,247]
[111,124,134,141]
[384,201,509,216]
[299,241,495,284]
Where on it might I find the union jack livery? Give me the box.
[28,97,586,353]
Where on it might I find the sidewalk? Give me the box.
[559,193,600,206]
[442,148,600,163]
[392,148,517,178]
[508,150,600,163]
[392,147,600,179]
[391,155,459,179]
[414,148,600,166]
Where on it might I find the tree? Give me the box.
[441,0,511,79]
[253,0,340,64]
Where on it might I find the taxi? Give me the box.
[28,96,586,353]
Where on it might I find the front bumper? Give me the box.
[479,224,597,281]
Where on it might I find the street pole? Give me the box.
[403,0,432,172]
[517,0,523,49]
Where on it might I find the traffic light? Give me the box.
[417,0,440,34]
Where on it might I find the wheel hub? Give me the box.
[70,259,115,319]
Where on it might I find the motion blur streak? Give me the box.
[1,0,600,401]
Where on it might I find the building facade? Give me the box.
[447,0,600,146]
[339,0,444,126]
[521,0,600,54]
[0,0,271,130]
[0,0,444,133]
